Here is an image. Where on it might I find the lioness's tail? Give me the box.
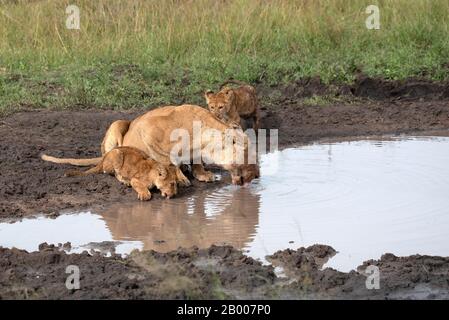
[219,79,248,90]
[65,165,102,177]
[41,154,102,166]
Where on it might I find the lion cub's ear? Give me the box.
[223,88,235,101]
[204,90,214,104]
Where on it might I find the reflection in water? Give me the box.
[101,186,260,252]
[1,135,449,271]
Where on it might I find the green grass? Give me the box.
[1,0,448,112]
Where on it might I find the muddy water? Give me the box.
[1,135,449,272]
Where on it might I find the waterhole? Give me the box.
[1,135,449,272]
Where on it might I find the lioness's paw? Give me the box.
[196,171,216,183]
[137,192,151,201]
[178,176,191,187]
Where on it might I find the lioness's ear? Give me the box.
[204,90,214,103]
[157,166,167,178]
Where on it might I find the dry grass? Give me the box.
[1,0,448,110]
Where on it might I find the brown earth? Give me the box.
[0,76,449,299]
[1,243,449,299]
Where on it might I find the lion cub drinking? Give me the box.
[205,80,260,131]
[66,146,178,201]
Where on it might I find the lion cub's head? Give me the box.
[150,163,178,199]
[204,88,235,121]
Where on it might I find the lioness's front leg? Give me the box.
[192,164,216,182]
[176,167,191,186]
[131,178,151,201]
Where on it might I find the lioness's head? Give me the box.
[151,163,178,199]
[226,163,260,186]
[217,128,260,185]
[204,88,235,120]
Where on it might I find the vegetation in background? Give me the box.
[0,0,448,112]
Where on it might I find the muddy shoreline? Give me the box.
[2,243,449,299]
[1,77,449,299]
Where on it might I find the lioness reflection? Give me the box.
[100,186,260,252]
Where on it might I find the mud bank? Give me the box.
[1,244,448,299]
[260,75,449,146]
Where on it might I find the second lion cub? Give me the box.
[205,80,260,131]
[66,146,178,201]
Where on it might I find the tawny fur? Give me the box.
[205,80,260,131]
[66,146,178,201]
[41,154,102,166]
[122,105,259,185]
[101,120,131,155]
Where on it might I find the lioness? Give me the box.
[122,104,260,185]
[205,80,260,131]
[42,104,260,186]
[66,146,178,201]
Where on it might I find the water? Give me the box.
[1,135,449,272]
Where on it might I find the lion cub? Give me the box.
[66,147,178,201]
[205,80,260,131]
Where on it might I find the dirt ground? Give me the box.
[1,76,449,299]
[2,243,449,299]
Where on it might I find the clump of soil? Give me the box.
[267,246,449,299]
[0,243,275,299]
[258,74,449,102]
[350,74,449,101]
[260,77,449,146]
[1,244,448,299]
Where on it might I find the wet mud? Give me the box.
[1,243,448,299]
